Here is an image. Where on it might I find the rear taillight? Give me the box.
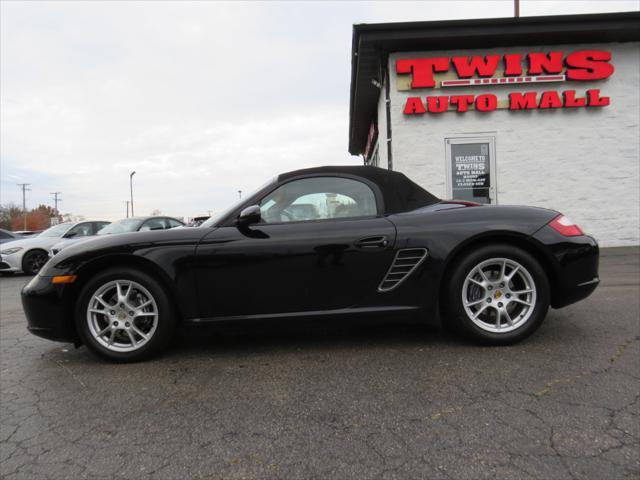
[548,215,584,237]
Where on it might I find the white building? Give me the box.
[348,12,640,246]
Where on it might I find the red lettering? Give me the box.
[509,92,538,110]
[586,89,610,107]
[450,95,475,112]
[396,58,449,88]
[539,91,563,109]
[503,53,523,76]
[452,55,501,78]
[403,97,426,114]
[426,96,449,113]
[562,90,587,107]
[566,50,615,81]
[527,52,564,75]
[475,94,497,112]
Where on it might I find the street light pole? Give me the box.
[130,171,136,217]
[124,200,130,218]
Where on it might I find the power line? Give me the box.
[17,183,31,230]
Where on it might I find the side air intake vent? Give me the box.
[378,248,428,292]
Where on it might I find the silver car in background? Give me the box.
[49,216,185,256]
[0,221,109,275]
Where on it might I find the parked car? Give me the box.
[50,216,185,256]
[187,216,209,227]
[22,166,599,362]
[0,229,21,245]
[0,221,109,275]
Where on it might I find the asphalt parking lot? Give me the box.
[1,247,638,480]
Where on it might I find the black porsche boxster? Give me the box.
[22,166,599,362]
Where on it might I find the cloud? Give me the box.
[1,0,638,219]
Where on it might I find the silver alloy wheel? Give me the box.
[86,280,158,353]
[461,257,537,333]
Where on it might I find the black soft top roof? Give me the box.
[278,165,440,214]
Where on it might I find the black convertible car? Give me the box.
[22,166,599,362]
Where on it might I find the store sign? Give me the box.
[397,50,614,114]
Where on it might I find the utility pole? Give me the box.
[124,200,130,218]
[50,191,62,215]
[514,0,520,17]
[17,183,31,230]
[130,171,136,217]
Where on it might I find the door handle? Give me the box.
[355,236,389,249]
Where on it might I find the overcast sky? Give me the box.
[1,0,638,221]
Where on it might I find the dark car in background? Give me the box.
[22,166,599,362]
[50,216,185,256]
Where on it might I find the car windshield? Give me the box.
[98,219,141,235]
[38,224,72,238]
[201,177,277,228]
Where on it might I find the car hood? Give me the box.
[43,227,213,274]
[52,236,97,251]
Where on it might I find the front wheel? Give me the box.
[75,268,176,362]
[443,244,550,345]
[22,250,49,275]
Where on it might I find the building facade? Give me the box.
[349,12,640,246]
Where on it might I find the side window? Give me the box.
[259,177,377,224]
[166,218,183,229]
[141,218,165,231]
[66,223,93,238]
[94,222,110,234]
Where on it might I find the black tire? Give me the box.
[443,244,550,345]
[75,267,176,362]
[22,249,49,275]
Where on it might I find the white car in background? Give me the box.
[0,221,109,275]
[49,216,185,256]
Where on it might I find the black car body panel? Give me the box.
[21,166,599,344]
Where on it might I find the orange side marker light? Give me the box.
[51,275,78,284]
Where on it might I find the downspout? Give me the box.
[383,55,393,170]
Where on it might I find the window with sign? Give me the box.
[445,137,497,205]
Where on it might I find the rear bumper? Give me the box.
[21,275,77,343]
[533,227,600,308]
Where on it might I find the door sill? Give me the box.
[186,305,420,324]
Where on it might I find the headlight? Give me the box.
[0,247,23,255]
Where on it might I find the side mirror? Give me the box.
[139,226,151,232]
[237,205,261,226]
[63,231,77,238]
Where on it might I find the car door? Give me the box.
[195,175,397,319]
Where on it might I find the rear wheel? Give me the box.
[75,268,176,362]
[443,244,550,345]
[22,250,49,275]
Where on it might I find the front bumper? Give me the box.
[0,254,22,272]
[21,275,78,343]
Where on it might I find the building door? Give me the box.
[445,136,497,204]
